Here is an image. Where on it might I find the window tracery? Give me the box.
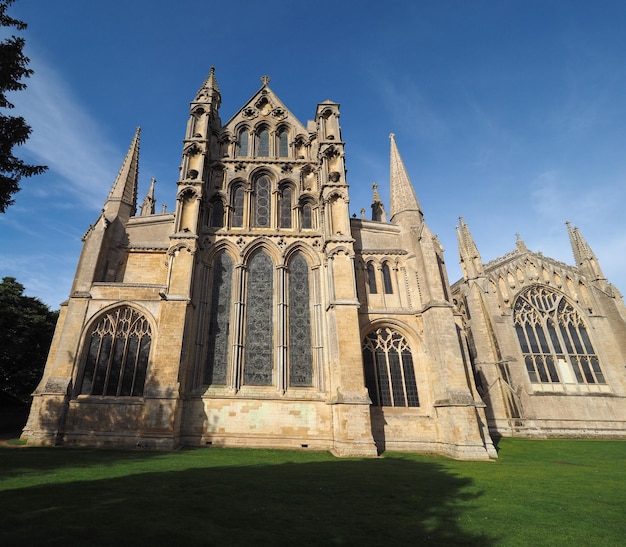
[362,327,419,407]
[79,306,151,397]
[514,286,605,385]
[288,253,313,386]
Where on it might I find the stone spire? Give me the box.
[566,221,606,282]
[389,133,422,222]
[371,182,387,222]
[194,66,221,109]
[104,127,140,221]
[456,217,484,280]
[140,178,157,216]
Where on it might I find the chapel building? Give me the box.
[22,70,626,458]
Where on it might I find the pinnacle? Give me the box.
[389,134,422,221]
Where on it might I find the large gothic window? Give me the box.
[204,252,233,385]
[362,327,419,407]
[243,251,274,385]
[79,306,151,397]
[514,286,605,385]
[288,254,313,386]
[254,175,271,228]
[232,186,244,227]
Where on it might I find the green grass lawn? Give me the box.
[1,438,624,546]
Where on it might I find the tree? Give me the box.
[0,0,47,212]
[0,277,58,401]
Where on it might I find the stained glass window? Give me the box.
[301,203,312,229]
[232,186,244,227]
[288,254,313,386]
[362,327,419,407]
[382,263,393,294]
[204,252,233,385]
[280,187,292,228]
[254,176,271,228]
[514,286,605,384]
[278,129,289,157]
[258,128,270,156]
[80,307,151,397]
[244,251,274,385]
[238,129,248,157]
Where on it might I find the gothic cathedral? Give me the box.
[22,69,626,458]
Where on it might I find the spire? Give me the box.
[104,127,140,220]
[194,66,221,109]
[566,221,606,282]
[456,217,484,280]
[371,182,387,222]
[140,178,156,216]
[389,133,422,222]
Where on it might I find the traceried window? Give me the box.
[257,128,270,156]
[382,263,393,294]
[362,327,419,407]
[514,286,605,385]
[367,262,377,294]
[288,253,313,386]
[232,185,244,227]
[278,128,289,157]
[243,251,274,385]
[254,175,271,227]
[79,306,151,397]
[279,187,292,228]
[238,129,249,157]
[204,251,233,385]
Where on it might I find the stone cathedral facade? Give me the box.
[22,70,626,458]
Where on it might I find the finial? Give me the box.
[261,75,271,86]
[389,133,395,140]
[360,208,366,220]
[210,66,215,75]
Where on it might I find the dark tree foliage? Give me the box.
[0,0,47,213]
[0,277,58,401]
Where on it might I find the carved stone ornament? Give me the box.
[281,163,294,173]
[236,236,246,248]
[234,162,246,172]
[271,107,287,120]
[186,169,199,180]
[242,107,258,120]
[184,142,202,156]
[328,171,341,182]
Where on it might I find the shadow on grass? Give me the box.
[0,449,492,546]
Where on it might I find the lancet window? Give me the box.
[367,262,378,294]
[237,128,249,157]
[362,327,419,407]
[288,253,313,386]
[253,175,271,228]
[382,263,393,294]
[79,306,151,397]
[514,286,605,385]
[257,127,270,156]
[301,202,312,229]
[279,187,292,228]
[278,128,289,157]
[231,185,245,227]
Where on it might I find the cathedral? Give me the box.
[22,69,626,459]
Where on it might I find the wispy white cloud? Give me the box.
[10,52,121,210]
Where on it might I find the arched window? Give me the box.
[209,198,224,228]
[382,263,393,294]
[362,327,419,407]
[79,306,151,397]
[279,187,292,228]
[288,253,312,386]
[257,128,270,156]
[514,286,605,384]
[231,186,245,227]
[204,251,233,385]
[238,128,249,157]
[278,128,289,157]
[244,251,274,385]
[253,175,271,227]
[367,262,377,294]
[301,202,312,229]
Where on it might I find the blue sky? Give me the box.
[1,0,625,308]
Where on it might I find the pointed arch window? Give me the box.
[243,251,274,385]
[514,286,605,385]
[257,128,270,156]
[79,306,151,397]
[209,198,224,228]
[278,128,289,157]
[231,185,245,227]
[279,187,292,228]
[253,175,271,228]
[288,253,313,386]
[238,129,249,157]
[363,327,419,407]
[382,263,393,294]
[367,262,378,294]
[204,251,233,385]
[301,202,312,229]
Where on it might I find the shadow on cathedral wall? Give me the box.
[0,449,494,546]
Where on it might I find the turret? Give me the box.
[389,133,422,224]
[371,183,387,222]
[456,217,484,280]
[566,221,609,292]
[103,127,140,223]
